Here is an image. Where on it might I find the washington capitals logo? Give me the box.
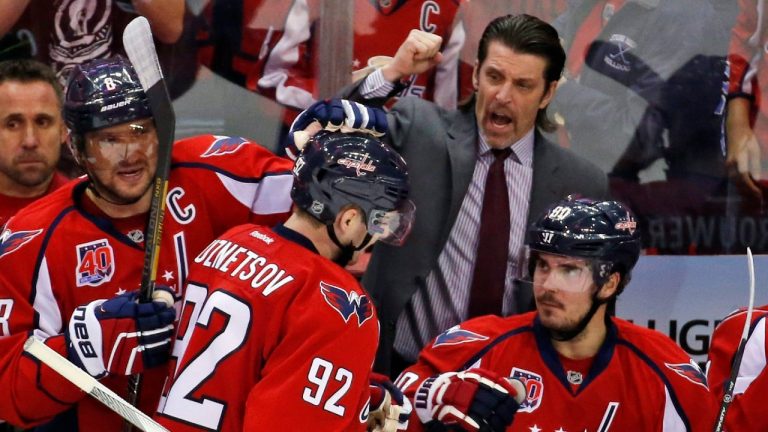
[320,281,374,326]
[666,361,708,389]
[201,136,248,157]
[433,325,489,348]
[0,228,43,259]
[337,153,376,176]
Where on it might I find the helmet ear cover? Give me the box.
[63,55,152,136]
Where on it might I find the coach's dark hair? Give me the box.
[0,59,63,107]
[475,14,565,132]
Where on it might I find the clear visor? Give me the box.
[530,253,597,293]
[84,120,157,165]
[367,199,415,246]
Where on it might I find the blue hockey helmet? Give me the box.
[291,130,414,246]
[63,55,152,136]
[527,197,641,277]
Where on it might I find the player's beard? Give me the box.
[537,291,600,341]
[86,162,154,206]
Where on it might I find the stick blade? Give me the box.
[123,17,162,91]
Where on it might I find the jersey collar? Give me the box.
[533,315,618,395]
[273,223,319,254]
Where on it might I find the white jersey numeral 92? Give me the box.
[302,357,353,416]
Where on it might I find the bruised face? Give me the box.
[81,118,158,205]
[473,41,556,149]
[533,252,600,334]
[0,80,64,196]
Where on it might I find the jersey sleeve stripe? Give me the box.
[32,257,62,336]
[617,340,693,431]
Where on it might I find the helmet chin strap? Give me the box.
[326,224,372,267]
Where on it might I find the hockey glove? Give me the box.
[414,369,524,432]
[368,372,413,432]
[66,287,176,378]
[285,98,389,159]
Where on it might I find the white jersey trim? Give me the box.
[216,172,294,215]
[662,386,686,431]
[33,257,63,336]
[734,314,767,395]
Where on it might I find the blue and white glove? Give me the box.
[66,287,176,378]
[414,369,524,432]
[285,98,389,160]
[368,372,413,431]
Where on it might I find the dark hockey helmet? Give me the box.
[291,130,414,246]
[527,197,641,277]
[64,55,152,136]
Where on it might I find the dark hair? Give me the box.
[0,59,63,107]
[476,14,565,131]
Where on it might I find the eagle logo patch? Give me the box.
[665,360,708,389]
[0,228,43,259]
[320,281,373,326]
[201,136,248,157]
[433,325,489,347]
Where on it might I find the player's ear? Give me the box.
[472,60,480,90]
[334,206,364,239]
[539,80,558,109]
[596,273,620,301]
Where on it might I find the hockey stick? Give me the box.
[122,16,176,426]
[713,247,756,432]
[23,337,169,432]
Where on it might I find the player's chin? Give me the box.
[538,312,571,330]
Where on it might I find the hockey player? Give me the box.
[0,59,69,227]
[393,198,717,431]
[0,55,295,430]
[708,304,768,431]
[155,130,414,431]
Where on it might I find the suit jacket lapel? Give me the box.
[529,131,561,226]
[443,107,478,243]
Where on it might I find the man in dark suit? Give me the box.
[338,14,608,377]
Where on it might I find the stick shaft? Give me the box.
[23,337,169,432]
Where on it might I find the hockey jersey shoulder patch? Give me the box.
[665,360,708,389]
[0,228,43,258]
[201,136,249,157]
[433,325,489,348]
[320,281,373,326]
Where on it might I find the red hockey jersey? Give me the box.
[258,0,463,125]
[155,223,378,431]
[0,171,69,228]
[707,305,768,431]
[396,313,717,431]
[728,0,768,152]
[0,135,293,430]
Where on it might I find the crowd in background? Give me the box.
[1,1,767,431]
